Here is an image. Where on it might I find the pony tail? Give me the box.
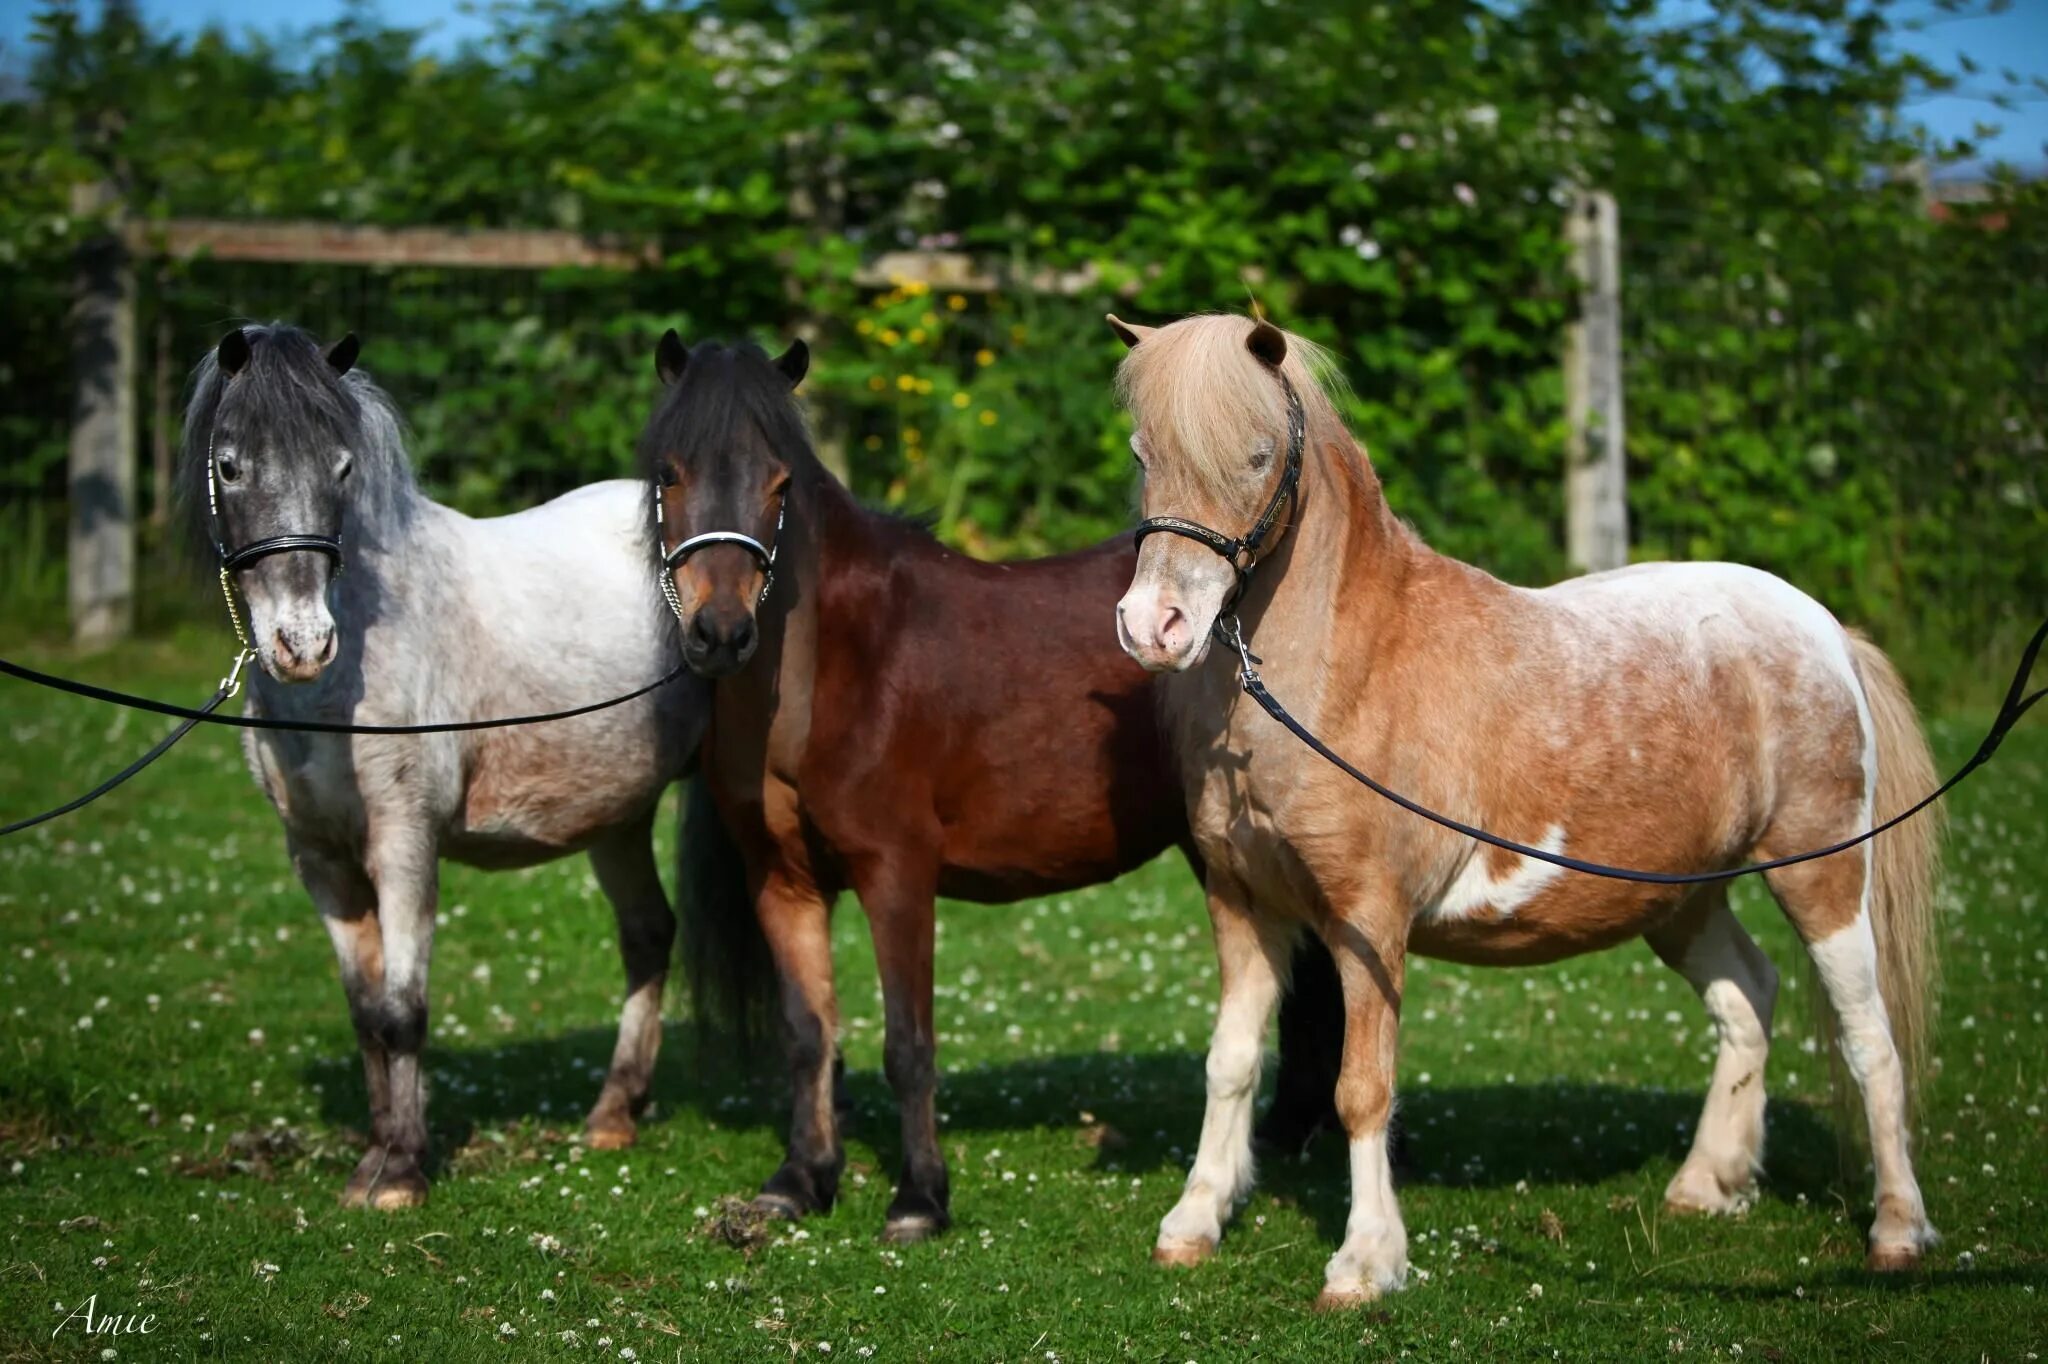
[675,778,778,1058]
[1845,629,1945,1112]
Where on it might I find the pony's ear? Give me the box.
[1105,314,1154,349]
[1246,319,1288,369]
[656,329,689,385]
[217,328,252,377]
[325,332,360,376]
[773,338,809,388]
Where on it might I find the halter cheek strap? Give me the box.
[653,482,784,625]
[1133,371,1308,619]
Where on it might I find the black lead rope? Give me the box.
[0,677,237,838]
[0,655,689,837]
[1229,611,2045,885]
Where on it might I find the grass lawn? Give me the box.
[1,633,2043,1361]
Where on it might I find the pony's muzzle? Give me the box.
[1116,586,1207,673]
[683,603,759,678]
[267,619,338,683]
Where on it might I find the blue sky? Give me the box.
[2,0,2043,173]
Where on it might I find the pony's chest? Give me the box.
[244,731,368,839]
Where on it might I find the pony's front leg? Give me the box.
[582,814,676,1150]
[750,869,843,1220]
[1317,908,1410,1310]
[351,824,438,1210]
[296,842,393,1209]
[1156,876,1288,1265]
[853,858,948,1243]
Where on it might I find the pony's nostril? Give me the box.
[1158,606,1188,649]
[732,616,757,655]
[273,630,299,667]
[688,614,717,652]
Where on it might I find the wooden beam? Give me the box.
[853,250,1101,297]
[126,219,659,271]
[1564,189,1628,574]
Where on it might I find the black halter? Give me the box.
[1133,370,1307,623]
[652,480,784,625]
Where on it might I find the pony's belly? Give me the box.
[1409,878,1688,966]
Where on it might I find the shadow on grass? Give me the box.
[299,1025,1847,1246]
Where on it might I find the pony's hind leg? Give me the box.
[297,841,392,1209]
[583,812,677,1150]
[1156,874,1289,1266]
[853,858,949,1243]
[1645,890,1777,1216]
[1317,904,1410,1310]
[751,868,844,1220]
[1768,856,1936,1270]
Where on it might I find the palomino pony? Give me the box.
[181,324,705,1208]
[1108,313,1942,1307]
[643,333,1340,1241]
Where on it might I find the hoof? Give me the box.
[882,1214,945,1246]
[1314,1286,1376,1312]
[751,1192,808,1222]
[583,1124,637,1152]
[1152,1238,1216,1268]
[369,1178,429,1210]
[341,1149,428,1211]
[1663,1166,1757,1218]
[1866,1242,1923,1273]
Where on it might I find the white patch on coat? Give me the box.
[1424,824,1568,923]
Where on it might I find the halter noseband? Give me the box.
[203,378,346,686]
[1133,370,1307,623]
[652,481,784,625]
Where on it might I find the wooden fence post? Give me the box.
[1565,188,1628,574]
[68,179,137,645]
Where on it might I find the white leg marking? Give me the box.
[1156,936,1282,1258]
[1662,906,1776,1214]
[1807,912,1936,1261]
[1322,1130,1409,1301]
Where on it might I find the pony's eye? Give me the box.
[657,465,678,488]
[1249,439,1274,473]
[337,452,354,483]
[217,453,241,483]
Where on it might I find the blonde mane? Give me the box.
[1115,314,1352,508]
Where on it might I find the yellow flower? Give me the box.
[864,434,883,450]
[1009,325,1028,344]
[880,328,901,346]
[975,348,996,367]
[905,280,929,297]
[951,391,971,409]
[921,312,937,328]
[896,374,917,392]
[867,375,887,392]
[978,409,997,426]
[902,427,921,444]
[946,294,967,312]
[906,445,924,464]
[856,318,874,336]
[887,477,907,501]
[915,378,934,395]
[908,328,927,345]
